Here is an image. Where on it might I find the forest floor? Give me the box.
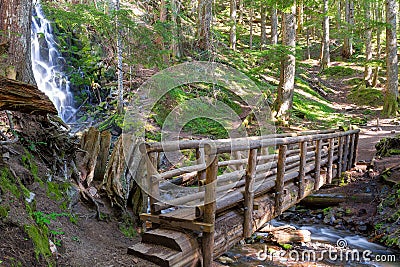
[1,59,400,267]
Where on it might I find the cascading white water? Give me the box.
[31,0,76,122]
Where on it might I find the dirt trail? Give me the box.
[307,61,399,163]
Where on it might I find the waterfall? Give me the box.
[31,0,76,122]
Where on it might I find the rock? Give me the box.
[270,229,311,243]
[218,256,235,264]
[358,225,368,232]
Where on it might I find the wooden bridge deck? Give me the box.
[128,129,360,267]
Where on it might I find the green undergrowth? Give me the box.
[348,85,383,107]
[150,84,244,140]
[291,93,346,128]
[321,65,356,77]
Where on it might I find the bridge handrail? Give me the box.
[140,128,360,266]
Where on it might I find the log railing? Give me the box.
[139,129,360,266]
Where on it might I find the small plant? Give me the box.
[49,228,64,246]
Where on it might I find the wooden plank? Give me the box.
[243,148,257,238]
[326,138,334,184]
[275,145,287,216]
[314,139,322,190]
[159,208,197,222]
[140,213,214,233]
[298,141,307,200]
[202,144,218,267]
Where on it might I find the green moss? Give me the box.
[0,205,10,218]
[280,243,293,250]
[21,150,42,185]
[24,224,52,262]
[46,181,70,202]
[0,168,20,198]
[348,86,383,107]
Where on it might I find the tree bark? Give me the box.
[0,76,57,115]
[320,0,330,70]
[0,0,35,84]
[271,6,278,45]
[342,0,354,59]
[372,5,382,87]
[260,4,267,49]
[274,5,296,121]
[382,0,398,117]
[230,0,237,50]
[171,0,181,59]
[198,0,212,51]
[249,5,254,50]
[364,1,373,87]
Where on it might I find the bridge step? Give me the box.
[128,228,201,267]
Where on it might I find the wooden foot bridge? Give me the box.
[128,129,360,266]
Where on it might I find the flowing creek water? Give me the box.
[223,220,400,267]
[31,0,75,122]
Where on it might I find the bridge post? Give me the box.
[352,132,359,166]
[202,144,218,267]
[314,139,322,190]
[196,146,207,186]
[327,138,334,184]
[243,148,257,238]
[336,136,343,180]
[348,133,355,169]
[343,135,350,171]
[275,145,287,216]
[146,151,160,215]
[298,141,307,200]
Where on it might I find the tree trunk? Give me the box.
[274,4,296,121]
[271,6,278,45]
[372,5,382,87]
[112,0,124,114]
[336,0,341,31]
[260,4,267,49]
[249,5,254,49]
[238,0,244,23]
[364,1,373,87]
[342,0,354,59]
[159,0,169,63]
[230,0,237,50]
[382,0,398,117]
[296,0,303,34]
[0,0,35,84]
[198,0,212,51]
[320,0,330,70]
[171,0,181,59]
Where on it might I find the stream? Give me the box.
[223,220,400,267]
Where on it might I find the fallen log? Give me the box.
[299,193,375,208]
[0,76,57,115]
